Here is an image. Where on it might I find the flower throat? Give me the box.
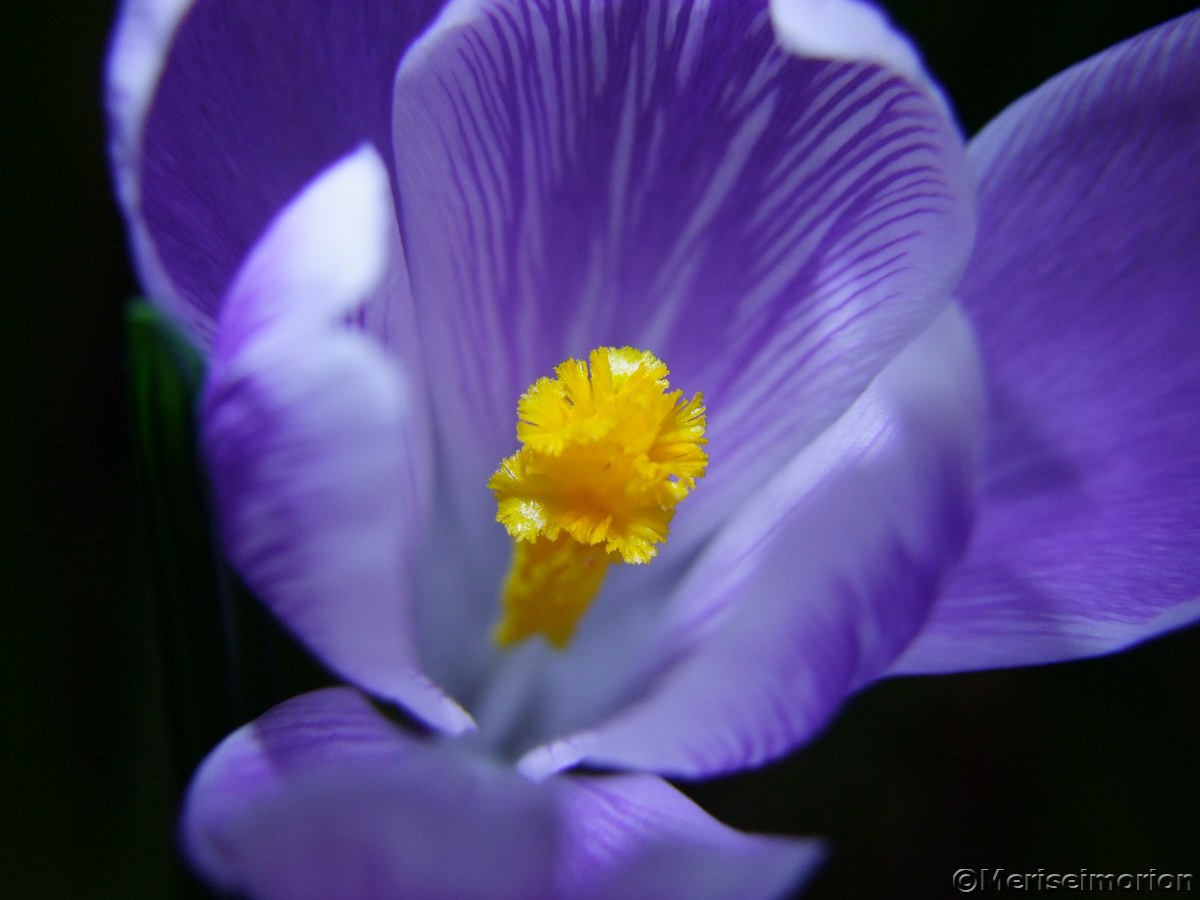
[488,347,707,648]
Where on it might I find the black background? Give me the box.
[4,2,1198,897]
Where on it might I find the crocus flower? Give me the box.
[107,0,1200,896]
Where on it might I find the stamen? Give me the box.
[489,347,707,648]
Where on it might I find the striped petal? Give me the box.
[391,0,974,543]
[522,305,985,778]
[769,0,952,120]
[203,148,470,734]
[106,0,442,344]
[894,11,1200,674]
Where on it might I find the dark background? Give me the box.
[4,2,1197,897]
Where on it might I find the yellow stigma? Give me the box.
[488,347,707,648]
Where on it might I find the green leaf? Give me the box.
[127,302,337,786]
[127,301,229,778]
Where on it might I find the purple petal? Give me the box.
[522,306,985,778]
[770,0,951,120]
[106,0,193,317]
[184,689,820,900]
[559,774,822,900]
[391,0,974,540]
[204,149,470,734]
[893,12,1200,674]
[106,0,442,344]
[183,689,557,899]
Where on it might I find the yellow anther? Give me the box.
[489,347,707,648]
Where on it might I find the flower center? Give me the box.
[488,347,707,648]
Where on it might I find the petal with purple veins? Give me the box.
[107,0,443,343]
[894,11,1200,674]
[391,0,974,544]
[522,304,985,778]
[769,0,952,120]
[203,148,469,734]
